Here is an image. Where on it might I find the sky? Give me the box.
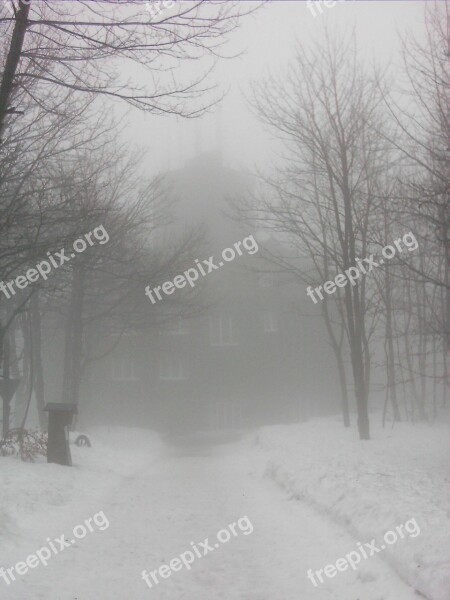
[119,0,428,178]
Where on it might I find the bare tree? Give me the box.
[0,86,104,433]
[247,32,398,440]
[0,0,260,140]
[38,144,205,418]
[380,1,448,415]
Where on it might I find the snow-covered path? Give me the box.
[4,433,419,600]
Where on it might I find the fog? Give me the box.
[124,1,425,173]
[0,2,448,599]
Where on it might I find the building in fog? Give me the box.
[80,151,337,431]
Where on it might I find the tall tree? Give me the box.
[248,32,397,439]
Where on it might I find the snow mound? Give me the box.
[257,416,450,600]
[0,426,163,552]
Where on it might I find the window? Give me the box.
[209,316,238,346]
[263,311,279,333]
[159,355,187,380]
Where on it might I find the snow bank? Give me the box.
[0,426,163,557]
[257,415,450,600]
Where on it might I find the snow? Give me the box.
[0,427,163,580]
[257,415,450,600]
[0,418,448,599]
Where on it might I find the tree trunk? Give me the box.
[337,356,350,427]
[15,311,33,429]
[62,264,86,407]
[30,292,46,429]
[344,280,370,440]
[354,358,370,440]
[321,302,351,427]
[384,267,401,423]
[0,0,31,142]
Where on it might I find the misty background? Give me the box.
[0,2,448,600]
